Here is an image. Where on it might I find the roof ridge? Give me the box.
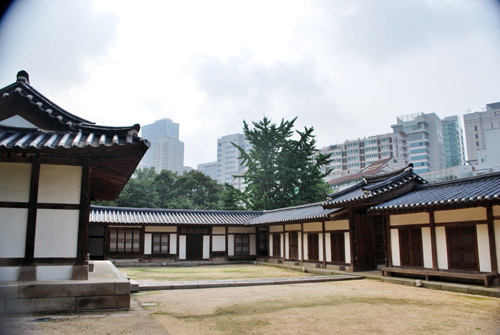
[261,201,325,214]
[90,205,263,215]
[413,171,500,189]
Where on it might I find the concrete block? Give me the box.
[17,266,36,281]
[130,280,139,293]
[467,287,500,298]
[19,282,115,299]
[114,282,131,295]
[5,297,75,314]
[116,295,130,309]
[76,295,129,310]
[71,265,89,280]
[441,283,470,294]
[0,300,5,313]
[0,285,19,299]
[422,281,442,291]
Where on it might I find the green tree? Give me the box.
[115,168,159,208]
[235,116,331,210]
[171,170,222,209]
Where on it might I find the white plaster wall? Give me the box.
[228,227,255,234]
[495,221,500,273]
[285,232,289,259]
[390,229,400,266]
[170,233,177,254]
[476,224,492,272]
[228,235,235,256]
[325,220,349,231]
[280,233,284,258]
[34,209,79,258]
[212,227,225,235]
[325,233,332,262]
[145,226,177,232]
[144,233,152,255]
[0,208,28,257]
[303,233,308,260]
[284,224,301,231]
[212,235,225,252]
[0,267,20,281]
[269,234,273,257]
[298,232,302,260]
[435,227,448,270]
[203,235,210,259]
[38,165,82,204]
[269,225,283,233]
[319,233,323,262]
[303,222,322,232]
[421,227,433,269]
[179,236,186,259]
[344,232,351,264]
[37,265,73,281]
[390,213,429,226]
[0,162,31,202]
[434,208,487,223]
[250,234,256,255]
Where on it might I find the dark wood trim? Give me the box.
[0,202,29,208]
[225,226,228,261]
[24,156,40,266]
[486,206,498,275]
[386,215,392,267]
[34,257,77,265]
[0,258,24,266]
[176,228,180,261]
[76,160,90,265]
[322,221,326,268]
[140,226,145,256]
[349,209,356,270]
[429,211,438,271]
[389,223,430,229]
[282,224,285,262]
[37,203,80,210]
[209,227,213,259]
[300,223,304,265]
[435,220,488,227]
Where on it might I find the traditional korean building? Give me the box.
[369,172,500,286]
[0,71,149,282]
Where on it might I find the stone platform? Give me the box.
[0,261,130,314]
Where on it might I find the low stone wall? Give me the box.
[0,261,130,314]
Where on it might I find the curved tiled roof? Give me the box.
[90,206,263,226]
[322,165,427,208]
[247,202,340,225]
[369,172,500,213]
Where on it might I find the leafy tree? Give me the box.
[218,183,245,210]
[171,170,222,209]
[234,116,331,210]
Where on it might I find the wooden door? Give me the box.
[289,231,299,260]
[186,233,203,260]
[446,226,478,271]
[330,232,345,263]
[353,213,375,271]
[308,233,319,261]
[273,233,281,258]
[258,229,269,256]
[373,216,386,266]
[399,227,423,267]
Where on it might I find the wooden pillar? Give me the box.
[429,210,438,271]
[209,227,213,260]
[349,209,356,271]
[322,221,326,269]
[24,156,41,266]
[77,160,91,265]
[282,224,286,262]
[176,227,180,261]
[300,223,304,265]
[486,206,498,275]
[225,226,229,261]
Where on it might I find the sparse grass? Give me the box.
[120,264,310,282]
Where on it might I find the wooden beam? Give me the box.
[77,160,91,265]
[24,156,40,266]
[225,226,229,261]
[282,224,285,262]
[300,223,304,265]
[385,215,392,268]
[349,209,356,271]
[429,211,438,271]
[486,206,498,275]
[322,220,326,269]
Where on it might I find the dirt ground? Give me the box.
[4,279,500,335]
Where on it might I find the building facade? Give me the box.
[141,118,184,174]
[318,133,407,182]
[197,161,219,181]
[464,102,500,167]
[392,113,446,174]
[442,115,466,168]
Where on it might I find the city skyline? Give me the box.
[1,0,499,168]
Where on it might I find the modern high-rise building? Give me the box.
[197,133,251,190]
[318,132,408,182]
[140,118,184,174]
[391,113,446,174]
[442,115,466,168]
[463,102,500,166]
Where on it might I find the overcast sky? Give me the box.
[1,0,500,168]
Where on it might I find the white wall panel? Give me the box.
[179,235,186,259]
[37,265,73,281]
[203,235,210,259]
[0,162,31,202]
[0,208,28,257]
[285,233,289,259]
[304,233,308,260]
[228,235,235,256]
[213,235,225,252]
[319,233,323,262]
[325,233,331,262]
[435,227,448,270]
[476,224,492,272]
[38,165,82,204]
[170,233,177,254]
[344,232,351,264]
[0,267,20,281]
[495,221,500,273]
[421,227,433,269]
[144,233,152,255]
[34,209,79,258]
[298,232,302,260]
[269,234,273,257]
[250,234,256,255]
[280,233,284,258]
[390,229,400,266]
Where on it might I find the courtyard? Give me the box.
[3,265,500,335]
